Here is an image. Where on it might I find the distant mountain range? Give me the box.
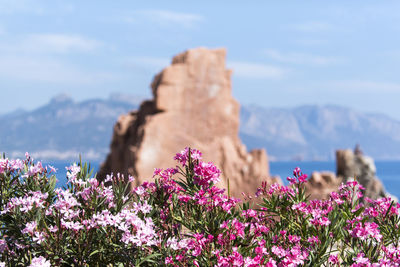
[240,105,400,161]
[0,94,143,161]
[2,95,400,161]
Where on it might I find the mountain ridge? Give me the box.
[1,96,400,161]
[241,104,400,161]
[0,94,144,160]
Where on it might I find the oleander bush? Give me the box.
[0,149,400,266]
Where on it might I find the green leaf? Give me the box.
[89,249,101,257]
[135,253,162,266]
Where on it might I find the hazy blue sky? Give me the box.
[2,1,400,118]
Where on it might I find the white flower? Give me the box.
[29,256,51,267]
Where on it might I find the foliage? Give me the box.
[0,149,400,266]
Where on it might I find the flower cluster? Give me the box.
[0,156,156,266]
[0,148,400,266]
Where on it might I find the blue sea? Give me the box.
[269,161,400,198]
[45,160,400,198]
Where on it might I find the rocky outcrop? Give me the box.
[99,47,280,197]
[305,171,341,200]
[336,149,386,200]
[305,148,388,200]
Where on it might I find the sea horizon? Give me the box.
[44,159,400,199]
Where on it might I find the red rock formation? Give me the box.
[99,48,280,197]
[305,171,341,200]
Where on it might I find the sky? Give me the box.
[2,1,400,119]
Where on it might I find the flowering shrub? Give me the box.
[0,149,400,266]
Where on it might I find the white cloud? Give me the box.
[264,49,340,66]
[290,21,335,33]
[0,33,102,54]
[128,9,204,28]
[228,61,287,79]
[26,34,102,53]
[0,32,110,85]
[328,80,400,93]
[0,56,117,84]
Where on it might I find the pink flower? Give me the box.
[242,209,257,218]
[26,163,43,177]
[0,159,7,173]
[165,257,174,264]
[349,222,382,242]
[307,236,320,245]
[10,159,24,171]
[288,168,308,184]
[33,231,46,244]
[49,225,58,233]
[329,255,339,264]
[287,176,296,185]
[353,253,370,265]
[194,161,221,185]
[293,167,301,176]
[298,174,308,183]
[288,235,301,243]
[48,165,57,173]
[271,245,286,257]
[310,216,331,227]
[65,164,80,182]
[174,147,203,166]
[61,219,84,232]
[266,258,277,267]
[134,186,146,195]
[192,246,202,257]
[232,219,245,238]
[176,254,184,261]
[0,239,7,253]
[22,221,37,235]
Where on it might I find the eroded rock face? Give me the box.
[336,149,386,200]
[305,149,388,200]
[99,47,279,197]
[305,171,341,200]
